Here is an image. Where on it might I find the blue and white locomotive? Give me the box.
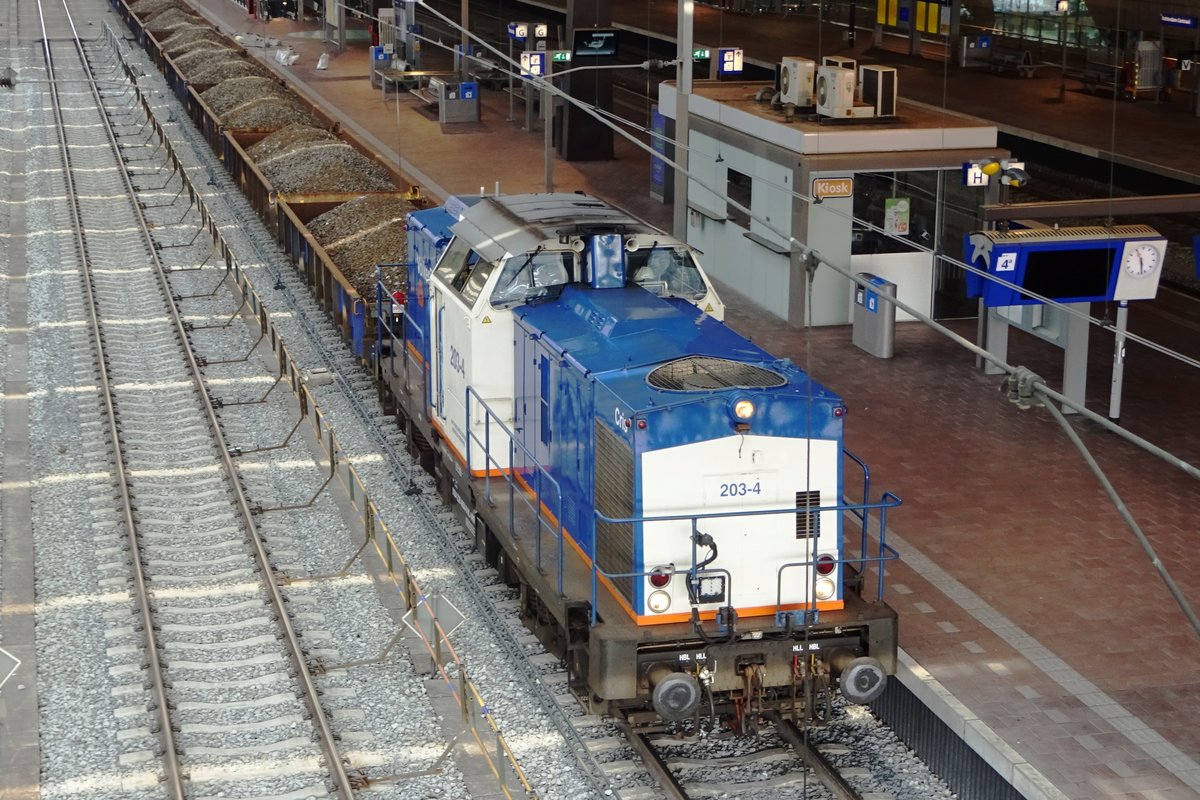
[377,193,899,728]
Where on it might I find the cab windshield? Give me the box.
[627,246,707,298]
[490,249,574,308]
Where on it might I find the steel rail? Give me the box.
[616,713,690,800]
[767,712,866,800]
[50,6,358,797]
[33,1,186,796]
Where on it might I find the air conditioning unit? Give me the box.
[815,65,856,117]
[860,65,898,117]
[822,55,858,74]
[779,56,816,106]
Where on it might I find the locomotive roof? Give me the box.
[514,285,841,409]
[449,193,663,264]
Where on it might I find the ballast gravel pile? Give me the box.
[190,57,268,85]
[255,143,395,194]
[246,123,337,162]
[224,96,320,130]
[159,25,230,58]
[200,77,319,130]
[200,76,291,115]
[129,0,192,19]
[308,195,415,295]
[144,7,201,34]
[171,47,240,81]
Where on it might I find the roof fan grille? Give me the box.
[647,357,787,392]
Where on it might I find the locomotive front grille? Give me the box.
[647,357,787,392]
[796,490,821,539]
[594,421,634,603]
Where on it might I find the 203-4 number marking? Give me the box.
[719,481,761,497]
[449,346,466,376]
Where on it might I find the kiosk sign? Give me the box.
[811,177,854,200]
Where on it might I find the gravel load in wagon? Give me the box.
[200,76,292,115]
[128,0,193,18]
[307,195,417,295]
[160,26,230,58]
[224,97,321,131]
[172,47,242,81]
[144,7,202,34]
[189,57,269,85]
[246,123,336,162]
[245,127,395,193]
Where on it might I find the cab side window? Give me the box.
[435,237,495,306]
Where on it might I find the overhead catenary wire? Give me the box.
[1042,395,1200,640]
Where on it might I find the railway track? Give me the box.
[35,1,353,795]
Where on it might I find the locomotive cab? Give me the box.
[424,194,724,479]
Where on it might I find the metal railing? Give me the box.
[460,374,901,625]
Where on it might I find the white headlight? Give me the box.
[733,399,755,420]
[647,590,672,613]
[815,577,836,601]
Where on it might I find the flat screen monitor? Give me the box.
[572,28,619,58]
[1022,246,1114,302]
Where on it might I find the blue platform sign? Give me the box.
[964,229,1168,306]
[371,46,388,62]
[459,81,478,100]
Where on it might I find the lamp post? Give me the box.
[1058,0,1070,100]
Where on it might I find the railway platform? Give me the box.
[105,2,1200,799]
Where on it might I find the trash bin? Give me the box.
[852,273,896,358]
[438,81,480,124]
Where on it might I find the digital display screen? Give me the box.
[572,28,619,58]
[1022,247,1114,301]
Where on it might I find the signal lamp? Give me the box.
[731,398,755,420]
[647,590,672,613]
[815,577,836,600]
[1001,167,1030,188]
[978,158,1002,176]
[833,406,846,417]
[816,554,837,576]
[649,568,672,588]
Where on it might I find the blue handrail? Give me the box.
[465,384,567,596]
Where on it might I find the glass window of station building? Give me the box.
[851,170,983,319]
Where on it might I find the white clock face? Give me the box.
[1124,244,1159,277]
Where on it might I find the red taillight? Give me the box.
[816,555,837,575]
[649,569,671,588]
[833,406,846,417]
[392,289,407,305]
